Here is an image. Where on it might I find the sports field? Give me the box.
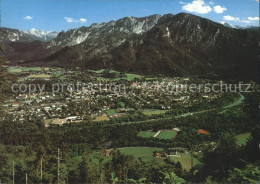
[138,130,178,140]
[138,131,157,138]
[157,130,177,139]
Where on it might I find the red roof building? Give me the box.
[198,129,209,135]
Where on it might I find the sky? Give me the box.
[1,0,259,32]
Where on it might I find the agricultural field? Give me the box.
[143,109,169,115]
[93,114,109,122]
[157,130,177,140]
[28,74,51,78]
[8,67,45,73]
[235,132,251,146]
[8,67,22,73]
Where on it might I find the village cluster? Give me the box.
[2,67,226,125]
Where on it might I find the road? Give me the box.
[108,93,245,126]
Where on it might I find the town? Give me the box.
[2,66,235,126]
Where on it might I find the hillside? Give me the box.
[3,13,259,81]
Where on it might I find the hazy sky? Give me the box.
[1,0,259,31]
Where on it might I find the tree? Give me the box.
[197,133,242,182]
[228,164,260,183]
[161,171,186,184]
[0,38,15,103]
[79,156,89,183]
[110,172,119,184]
[244,126,260,163]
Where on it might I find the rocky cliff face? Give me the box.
[0,28,35,42]
[24,28,58,42]
[45,14,161,58]
[106,13,258,79]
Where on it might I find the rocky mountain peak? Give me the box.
[24,28,58,42]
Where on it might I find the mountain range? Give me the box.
[1,28,58,42]
[1,13,259,81]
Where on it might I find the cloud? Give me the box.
[213,5,227,14]
[182,0,212,14]
[79,18,87,23]
[241,20,251,23]
[248,16,260,21]
[179,1,187,5]
[209,1,214,5]
[24,16,33,20]
[64,17,74,23]
[64,17,87,23]
[223,15,240,21]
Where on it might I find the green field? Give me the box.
[8,67,44,73]
[119,147,163,161]
[235,133,251,146]
[28,74,51,78]
[169,152,200,171]
[124,73,143,81]
[88,69,143,81]
[143,109,168,115]
[105,109,117,116]
[90,147,198,171]
[8,67,23,73]
[157,130,177,140]
[138,131,157,138]
[93,114,109,122]
[90,147,163,164]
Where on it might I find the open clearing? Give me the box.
[90,147,163,164]
[90,147,199,171]
[235,132,251,146]
[169,152,200,171]
[119,147,163,162]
